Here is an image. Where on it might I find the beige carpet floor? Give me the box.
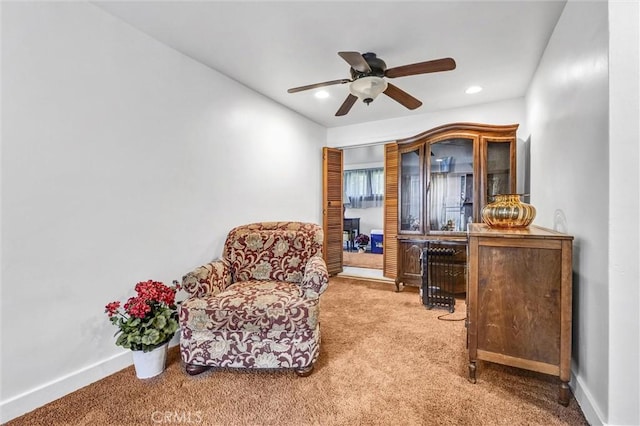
[6,277,587,426]
[343,251,383,269]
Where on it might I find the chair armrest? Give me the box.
[182,259,232,298]
[300,255,329,298]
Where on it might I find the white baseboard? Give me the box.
[0,338,180,424]
[0,351,131,423]
[572,370,607,425]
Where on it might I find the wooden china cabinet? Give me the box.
[392,123,518,293]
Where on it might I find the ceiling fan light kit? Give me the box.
[287,51,456,116]
[349,76,388,105]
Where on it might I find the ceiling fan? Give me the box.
[287,51,456,116]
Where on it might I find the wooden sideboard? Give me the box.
[466,223,574,406]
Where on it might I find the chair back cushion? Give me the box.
[223,222,323,284]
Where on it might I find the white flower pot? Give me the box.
[132,343,168,379]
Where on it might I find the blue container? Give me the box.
[370,230,383,254]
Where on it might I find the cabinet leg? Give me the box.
[468,361,477,384]
[395,279,403,292]
[559,381,571,406]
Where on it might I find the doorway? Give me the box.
[340,144,389,281]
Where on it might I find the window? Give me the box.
[344,168,384,208]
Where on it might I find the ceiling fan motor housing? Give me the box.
[349,52,387,79]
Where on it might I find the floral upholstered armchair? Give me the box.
[179,222,329,377]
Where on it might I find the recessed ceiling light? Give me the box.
[314,90,329,99]
[465,85,483,94]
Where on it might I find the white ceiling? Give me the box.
[93,1,567,128]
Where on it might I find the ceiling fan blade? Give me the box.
[287,79,351,93]
[383,83,423,110]
[338,51,371,73]
[335,94,358,116]
[385,57,456,79]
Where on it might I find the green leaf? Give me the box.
[166,318,179,334]
[153,315,167,330]
[127,333,141,345]
[141,329,161,345]
[115,334,127,346]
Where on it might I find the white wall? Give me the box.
[527,1,639,424]
[526,0,609,420]
[607,1,639,425]
[0,2,325,422]
[327,98,528,147]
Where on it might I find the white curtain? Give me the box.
[429,174,447,230]
[344,168,384,208]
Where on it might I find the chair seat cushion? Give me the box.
[181,280,318,334]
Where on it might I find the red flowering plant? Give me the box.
[105,280,180,352]
[354,233,370,247]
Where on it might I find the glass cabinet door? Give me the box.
[485,140,513,204]
[399,147,423,233]
[428,138,474,232]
